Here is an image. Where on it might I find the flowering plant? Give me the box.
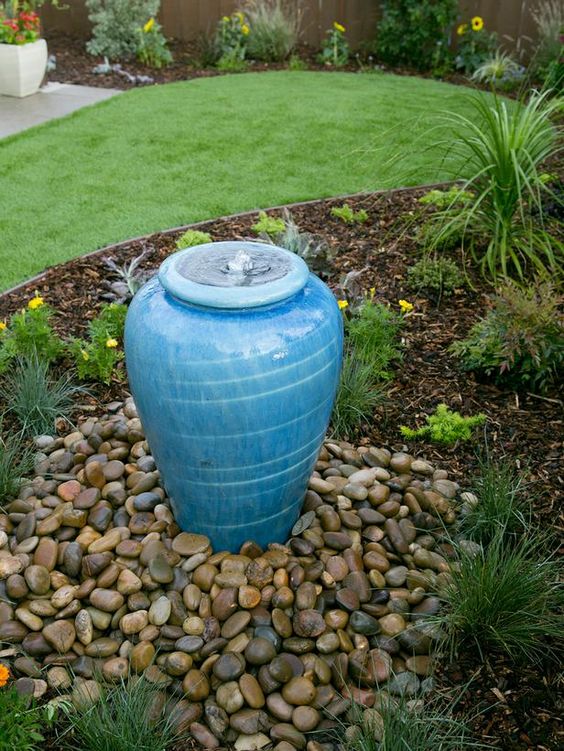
[319,21,349,67]
[0,6,40,45]
[455,16,497,74]
[216,11,250,65]
[135,14,172,67]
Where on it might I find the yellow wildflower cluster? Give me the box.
[457,16,484,35]
[398,299,414,313]
[28,293,44,310]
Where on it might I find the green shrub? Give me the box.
[319,21,350,67]
[0,357,83,437]
[288,53,307,70]
[62,674,187,751]
[346,300,403,378]
[245,0,300,62]
[0,683,48,751]
[175,229,212,249]
[433,90,562,281]
[439,529,563,663]
[0,294,64,373]
[454,16,497,74]
[530,0,564,87]
[70,303,127,384]
[251,210,286,236]
[407,257,464,298]
[86,1,171,65]
[459,455,529,547]
[0,429,34,507]
[331,351,384,438]
[450,281,563,393]
[400,404,485,445]
[375,0,457,71]
[330,204,369,224]
[471,50,525,89]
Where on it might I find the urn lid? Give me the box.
[158,241,310,309]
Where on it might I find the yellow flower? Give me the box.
[0,321,6,331]
[106,338,118,349]
[471,16,484,32]
[241,23,250,36]
[333,22,345,33]
[235,11,244,22]
[28,293,44,310]
[337,299,349,310]
[369,287,376,299]
[457,23,468,36]
[0,663,10,687]
[143,18,154,33]
[398,299,414,313]
[81,349,90,361]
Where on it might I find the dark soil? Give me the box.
[1,189,562,750]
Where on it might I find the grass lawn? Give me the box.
[0,71,483,291]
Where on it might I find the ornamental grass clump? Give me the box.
[438,529,563,663]
[450,280,563,393]
[331,351,384,439]
[400,404,485,445]
[62,674,187,751]
[244,0,300,62]
[530,0,564,88]
[433,89,562,281]
[472,50,525,89]
[0,427,34,507]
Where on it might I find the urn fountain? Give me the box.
[125,241,343,551]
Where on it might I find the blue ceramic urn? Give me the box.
[125,241,343,552]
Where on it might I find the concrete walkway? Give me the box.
[0,82,121,139]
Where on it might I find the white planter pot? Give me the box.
[0,39,47,97]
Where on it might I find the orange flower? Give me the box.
[0,663,10,687]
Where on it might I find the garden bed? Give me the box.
[0,189,562,750]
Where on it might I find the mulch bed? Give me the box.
[1,189,562,749]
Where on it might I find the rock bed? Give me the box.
[0,398,468,750]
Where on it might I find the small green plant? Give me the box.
[319,21,350,67]
[62,674,187,751]
[432,90,562,281]
[0,428,34,507]
[0,357,84,437]
[375,0,457,71]
[175,229,212,249]
[261,209,334,276]
[0,294,64,373]
[85,0,171,65]
[0,682,49,751]
[439,529,563,663]
[407,257,465,299]
[69,303,127,384]
[103,250,152,304]
[400,404,485,445]
[135,16,172,68]
[346,300,403,378]
[455,16,498,74]
[330,204,369,225]
[472,50,524,89]
[459,455,529,547]
[344,691,480,751]
[245,0,300,62]
[331,351,384,438]
[288,53,307,70]
[450,281,563,393]
[251,210,286,236]
[214,11,250,67]
[418,187,473,209]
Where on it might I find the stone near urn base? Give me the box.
[0,39,47,98]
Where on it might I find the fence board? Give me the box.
[40,1,541,53]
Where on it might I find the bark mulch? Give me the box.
[1,189,562,750]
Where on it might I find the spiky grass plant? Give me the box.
[438,530,563,663]
[244,0,300,61]
[530,0,564,83]
[459,455,529,546]
[0,428,34,508]
[471,50,524,88]
[433,90,562,281]
[60,674,186,751]
[331,351,384,438]
[343,691,484,751]
[0,358,84,437]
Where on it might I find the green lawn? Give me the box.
[0,71,480,291]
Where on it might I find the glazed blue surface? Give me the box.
[125,258,343,552]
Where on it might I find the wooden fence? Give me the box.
[40,1,540,52]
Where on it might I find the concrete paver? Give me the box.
[0,82,122,138]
